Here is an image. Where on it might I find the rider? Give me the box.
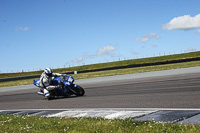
[39,68,66,98]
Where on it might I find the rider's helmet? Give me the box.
[44,68,52,77]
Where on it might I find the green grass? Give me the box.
[0,115,200,132]
[1,51,200,79]
[0,51,200,87]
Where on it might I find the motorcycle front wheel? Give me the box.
[69,85,85,96]
[75,85,85,96]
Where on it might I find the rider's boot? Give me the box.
[43,88,50,98]
[37,88,44,95]
[37,92,43,95]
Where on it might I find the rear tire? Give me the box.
[48,96,53,100]
[47,91,54,100]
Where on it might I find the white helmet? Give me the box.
[44,68,52,76]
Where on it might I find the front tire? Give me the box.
[69,85,85,96]
[75,85,85,96]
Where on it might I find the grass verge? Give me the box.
[1,60,200,87]
[1,51,200,79]
[0,115,200,132]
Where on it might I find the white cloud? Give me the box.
[72,45,119,63]
[187,48,196,52]
[162,14,200,30]
[16,26,30,31]
[135,37,148,42]
[135,32,160,42]
[82,53,94,59]
[96,45,116,56]
[72,57,83,63]
[72,53,94,63]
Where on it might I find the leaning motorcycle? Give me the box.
[33,75,85,100]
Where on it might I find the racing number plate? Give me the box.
[68,76,73,82]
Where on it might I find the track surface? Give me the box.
[0,67,200,110]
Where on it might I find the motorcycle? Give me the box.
[33,75,85,100]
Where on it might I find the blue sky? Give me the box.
[1,0,200,73]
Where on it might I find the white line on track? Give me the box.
[47,110,157,119]
[1,108,200,112]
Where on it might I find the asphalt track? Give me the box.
[0,67,200,110]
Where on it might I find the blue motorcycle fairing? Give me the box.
[62,75,74,87]
[33,80,41,88]
[33,75,75,87]
[52,76,74,87]
[65,75,74,84]
[74,84,77,87]
[33,75,78,94]
[52,77,63,86]
[63,81,78,88]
